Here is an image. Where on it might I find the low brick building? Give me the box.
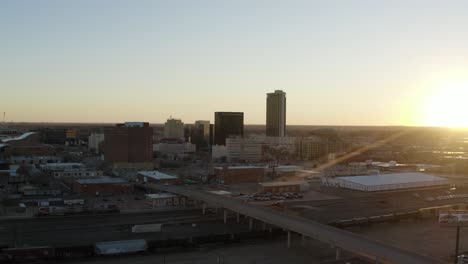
[73,177,133,196]
[214,166,265,185]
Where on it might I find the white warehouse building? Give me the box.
[323,172,449,192]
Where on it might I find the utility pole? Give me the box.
[455,226,461,264]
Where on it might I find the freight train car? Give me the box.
[36,204,119,217]
[3,247,54,262]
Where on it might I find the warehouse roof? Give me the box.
[337,173,447,186]
[75,177,128,185]
[146,193,178,199]
[138,171,178,180]
[95,239,147,255]
[41,163,84,167]
[214,165,264,170]
[276,165,302,170]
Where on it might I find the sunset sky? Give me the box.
[2,1,468,126]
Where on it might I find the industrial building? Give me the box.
[137,171,180,185]
[51,169,103,179]
[323,172,449,192]
[272,165,303,177]
[145,193,190,207]
[214,166,264,185]
[73,177,133,195]
[260,180,310,193]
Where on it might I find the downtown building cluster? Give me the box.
[85,90,347,166]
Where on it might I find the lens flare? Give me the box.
[422,80,468,128]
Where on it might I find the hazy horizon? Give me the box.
[2,1,468,127]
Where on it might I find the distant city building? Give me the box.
[66,129,77,140]
[153,142,196,154]
[191,120,210,148]
[266,90,286,137]
[295,136,346,161]
[184,124,192,142]
[211,145,227,160]
[226,136,262,162]
[88,133,105,154]
[295,137,327,161]
[164,118,184,139]
[104,122,153,169]
[41,128,67,145]
[262,136,297,161]
[209,124,214,145]
[214,112,244,145]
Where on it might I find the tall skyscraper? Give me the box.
[214,112,244,145]
[163,118,184,139]
[266,90,286,137]
[104,122,153,169]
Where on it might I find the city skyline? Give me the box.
[2,1,468,127]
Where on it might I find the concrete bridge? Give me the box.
[148,184,446,264]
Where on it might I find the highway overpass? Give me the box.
[148,184,447,264]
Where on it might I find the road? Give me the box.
[0,209,249,247]
[150,184,448,264]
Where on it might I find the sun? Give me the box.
[421,80,468,128]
